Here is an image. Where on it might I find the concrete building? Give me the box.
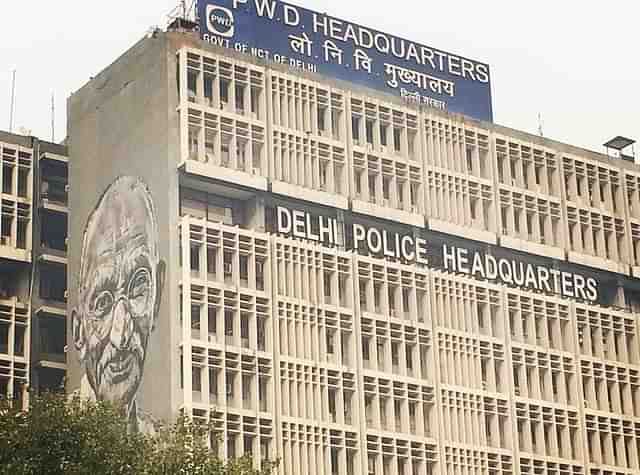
[0,131,68,407]
[66,26,640,475]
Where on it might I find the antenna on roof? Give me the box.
[51,92,55,143]
[166,0,197,27]
[9,69,16,133]
[537,113,544,137]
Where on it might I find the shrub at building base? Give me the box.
[0,393,277,475]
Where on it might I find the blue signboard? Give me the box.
[198,0,493,122]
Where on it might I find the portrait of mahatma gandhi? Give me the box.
[72,176,165,433]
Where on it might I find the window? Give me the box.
[2,165,13,194]
[190,245,200,272]
[17,168,28,198]
[224,252,233,278]
[225,311,234,337]
[192,367,202,392]
[393,127,401,152]
[351,115,360,142]
[220,79,230,104]
[241,315,249,348]
[0,323,8,354]
[501,206,509,233]
[208,307,217,335]
[207,248,216,275]
[362,338,370,362]
[256,260,265,291]
[239,255,249,284]
[250,87,260,116]
[326,331,335,354]
[235,84,245,112]
[16,220,27,249]
[191,304,200,330]
[406,346,413,372]
[204,74,213,105]
[226,373,234,399]
[365,119,374,144]
[317,106,326,132]
[380,124,388,146]
[14,325,25,356]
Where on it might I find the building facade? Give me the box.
[0,131,68,407]
[67,29,640,475]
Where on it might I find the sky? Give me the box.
[0,0,638,155]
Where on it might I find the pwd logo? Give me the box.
[206,4,235,38]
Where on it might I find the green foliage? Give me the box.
[0,393,277,475]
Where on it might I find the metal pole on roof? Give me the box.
[51,92,55,142]
[9,69,16,133]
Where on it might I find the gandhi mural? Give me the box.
[71,176,165,433]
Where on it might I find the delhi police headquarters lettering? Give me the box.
[276,206,599,303]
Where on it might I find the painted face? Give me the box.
[74,177,160,409]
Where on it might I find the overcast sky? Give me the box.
[1,0,638,155]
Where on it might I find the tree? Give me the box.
[0,393,277,475]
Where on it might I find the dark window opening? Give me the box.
[187,71,197,102]
[317,106,326,132]
[2,165,13,194]
[380,124,388,146]
[365,120,374,144]
[0,323,8,354]
[17,168,28,198]
[14,325,25,357]
[351,115,360,142]
[204,74,214,105]
[393,127,401,152]
[16,220,27,249]
[235,84,245,112]
[220,79,230,105]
